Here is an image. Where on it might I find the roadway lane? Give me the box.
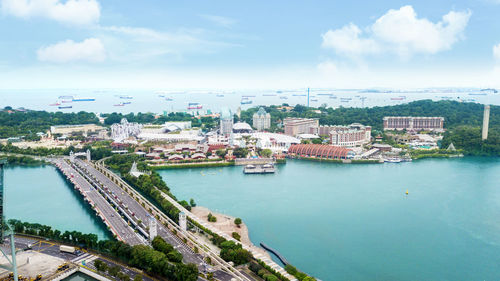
[73,159,204,266]
[53,159,143,246]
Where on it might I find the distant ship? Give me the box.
[122,101,132,104]
[58,106,72,109]
[73,97,96,102]
[340,97,352,101]
[263,94,277,96]
[292,94,306,97]
[242,95,256,98]
[310,99,318,102]
[61,100,72,103]
[279,96,288,100]
[216,94,225,97]
[318,93,332,96]
[188,105,203,110]
[276,90,283,94]
[441,96,453,100]
[119,95,133,99]
[58,95,73,99]
[49,102,61,106]
[188,102,200,106]
[241,100,253,105]
[158,94,165,97]
[468,93,487,96]
[329,96,337,99]
[114,103,125,107]
[391,97,404,100]
[165,97,173,101]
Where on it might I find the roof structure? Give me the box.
[288,144,351,159]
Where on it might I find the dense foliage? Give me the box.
[239,100,500,132]
[0,155,46,166]
[9,219,198,281]
[0,143,113,160]
[0,108,98,139]
[441,126,500,156]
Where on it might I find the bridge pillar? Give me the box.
[86,149,91,161]
[69,151,75,162]
[148,215,157,242]
[179,212,187,231]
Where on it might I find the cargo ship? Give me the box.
[58,95,73,99]
[241,100,253,105]
[114,103,125,107]
[58,106,72,109]
[49,102,61,106]
[119,95,133,99]
[72,97,96,102]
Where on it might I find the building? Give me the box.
[329,123,371,147]
[253,107,271,130]
[482,105,490,140]
[383,117,444,132]
[233,122,253,134]
[111,118,142,142]
[283,118,319,136]
[288,144,353,160]
[50,124,105,136]
[220,108,233,136]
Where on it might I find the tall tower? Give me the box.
[482,105,490,140]
[179,212,187,232]
[0,159,5,239]
[307,88,310,107]
[148,215,157,242]
[86,149,91,161]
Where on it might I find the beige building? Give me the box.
[283,118,319,136]
[252,107,271,130]
[383,116,444,132]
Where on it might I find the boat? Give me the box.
[243,163,275,174]
[122,101,131,105]
[468,93,487,96]
[49,102,61,106]
[241,100,253,105]
[72,97,96,102]
[119,95,133,99]
[310,99,318,102]
[391,97,404,100]
[329,96,337,99]
[263,94,277,96]
[58,95,73,99]
[114,103,125,107]
[188,105,203,110]
[279,96,288,100]
[188,102,200,106]
[61,100,72,103]
[318,93,332,96]
[384,158,401,163]
[158,94,165,97]
[242,95,256,98]
[276,90,283,94]
[292,94,306,97]
[165,97,173,101]
[58,106,72,109]
[216,94,225,97]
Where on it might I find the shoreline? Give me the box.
[190,206,272,260]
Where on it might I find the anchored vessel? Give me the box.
[243,163,275,174]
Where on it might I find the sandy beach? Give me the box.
[191,206,271,259]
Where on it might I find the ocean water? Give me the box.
[158,158,500,280]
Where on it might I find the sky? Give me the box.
[1,0,500,90]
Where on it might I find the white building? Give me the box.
[253,107,271,131]
[329,123,371,147]
[111,119,142,142]
[220,108,233,136]
[233,122,253,134]
[252,132,300,153]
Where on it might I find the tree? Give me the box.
[260,149,272,158]
[133,275,143,281]
[232,232,241,241]
[108,266,121,277]
[216,149,227,158]
[189,198,196,207]
[234,218,242,227]
[232,147,249,158]
[207,213,217,222]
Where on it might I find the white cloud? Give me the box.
[37,38,106,63]
[322,5,471,58]
[1,0,100,25]
[493,43,500,61]
[200,14,236,27]
[321,23,379,57]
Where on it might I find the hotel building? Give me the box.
[329,123,372,147]
[383,116,444,132]
[283,118,319,136]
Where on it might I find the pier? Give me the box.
[243,164,275,174]
[260,242,289,266]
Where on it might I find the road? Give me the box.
[52,158,144,246]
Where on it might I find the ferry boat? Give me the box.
[241,100,253,105]
[384,157,401,163]
[49,102,61,106]
[243,163,275,174]
[73,97,96,102]
[58,106,72,109]
[58,95,73,99]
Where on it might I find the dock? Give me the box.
[243,164,275,174]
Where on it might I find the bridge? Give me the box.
[52,156,251,281]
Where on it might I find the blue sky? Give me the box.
[1,0,500,89]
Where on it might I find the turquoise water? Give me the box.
[4,165,111,240]
[158,158,500,281]
[62,272,98,281]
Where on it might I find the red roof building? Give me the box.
[288,144,352,160]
